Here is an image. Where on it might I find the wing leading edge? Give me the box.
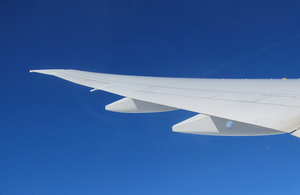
[30,69,300,138]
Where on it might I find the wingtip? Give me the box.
[30,69,44,73]
[28,69,63,75]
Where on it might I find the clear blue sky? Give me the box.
[2,0,300,194]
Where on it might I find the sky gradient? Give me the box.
[2,0,300,194]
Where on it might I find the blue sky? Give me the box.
[2,0,300,194]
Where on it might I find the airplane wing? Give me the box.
[30,69,300,138]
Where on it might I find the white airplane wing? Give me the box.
[30,69,300,138]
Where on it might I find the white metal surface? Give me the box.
[105,97,177,113]
[30,69,300,137]
[172,114,283,136]
[291,130,300,138]
[172,114,219,134]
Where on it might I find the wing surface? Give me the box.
[30,69,300,135]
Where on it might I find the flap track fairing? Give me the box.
[105,97,177,113]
